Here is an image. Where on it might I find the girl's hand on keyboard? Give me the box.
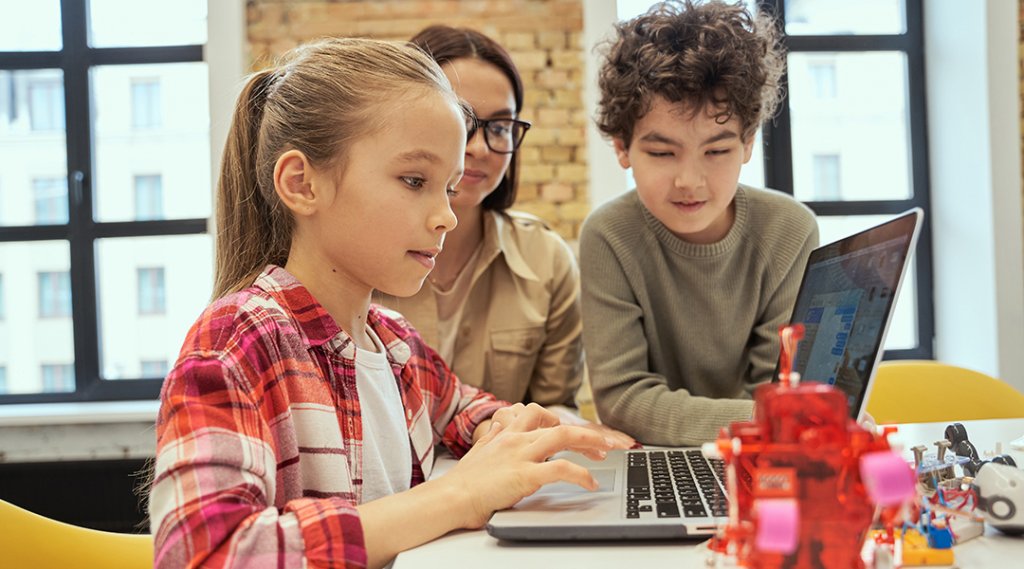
[580,422,639,449]
[543,405,639,449]
[448,403,616,528]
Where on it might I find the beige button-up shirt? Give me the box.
[377,210,583,405]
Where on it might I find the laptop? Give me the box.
[486,208,924,541]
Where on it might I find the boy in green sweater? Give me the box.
[581,0,819,446]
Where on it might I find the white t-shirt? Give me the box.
[356,327,412,503]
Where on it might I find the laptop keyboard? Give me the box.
[625,449,728,519]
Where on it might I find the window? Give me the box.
[41,363,74,393]
[38,271,72,317]
[131,78,161,129]
[137,267,166,315]
[808,61,837,99]
[140,360,168,378]
[32,177,68,224]
[134,174,163,220]
[0,1,211,404]
[812,154,841,200]
[28,79,64,131]
[767,0,931,357]
[615,0,933,359]
[0,273,4,319]
[0,367,7,394]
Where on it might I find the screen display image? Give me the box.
[781,210,921,418]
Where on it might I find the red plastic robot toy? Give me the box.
[705,324,915,568]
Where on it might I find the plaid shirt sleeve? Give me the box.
[150,319,366,568]
[426,341,506,458]
[379,309,508,459]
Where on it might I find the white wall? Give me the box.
[205,0,248,234]
[925,0,1024,388]
[582,0,628,208]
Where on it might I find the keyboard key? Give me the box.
[627,466,649,488]
[657,503,681,518]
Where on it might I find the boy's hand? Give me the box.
[450,403,615,529]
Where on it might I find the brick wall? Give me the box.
[247,0,589,240]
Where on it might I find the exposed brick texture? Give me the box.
[247,0,590,240]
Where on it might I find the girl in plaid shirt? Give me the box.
[148,38,615,569]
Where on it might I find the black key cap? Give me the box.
[684,505,708,517]
[657,503,681,518]
[628,465,649,488]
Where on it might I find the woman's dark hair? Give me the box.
[597,0,785,146]
[411,25,524,211]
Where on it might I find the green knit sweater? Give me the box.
[580,186,819,446]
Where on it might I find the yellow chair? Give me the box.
[0,498,152,569]
[866,360,1024,424]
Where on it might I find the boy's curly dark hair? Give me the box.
[596,0,785,145]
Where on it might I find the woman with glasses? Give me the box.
[378,26,631,446]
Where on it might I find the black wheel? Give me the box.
[945,423,969,446]
[986,495,1017,521]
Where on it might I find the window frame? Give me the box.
[758,0,935,360]
[0,0,206,404]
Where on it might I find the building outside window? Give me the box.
[133,174,163,220]
[137,267,166,315]
[131,78,161,129]
[41,363,74,393]
[808,61,838,99]
[0,0,211,403]
[140,360,168,378]
[32,177,69,224]
[28,79,64,131]
[812,154,841,200]
[38,271,71,318]
[0,367,7,394]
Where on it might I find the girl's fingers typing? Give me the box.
[533,459,599,491]
[524,425,614,462]
[488,402,560,435]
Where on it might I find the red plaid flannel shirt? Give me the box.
[149,265,506,568]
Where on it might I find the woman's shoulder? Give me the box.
[500,209,559,239]
[496,209,576,262]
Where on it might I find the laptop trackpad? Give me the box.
[533,468,616,496]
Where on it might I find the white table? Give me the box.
[394,419,1024,568]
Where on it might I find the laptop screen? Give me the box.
[779,209,922,419]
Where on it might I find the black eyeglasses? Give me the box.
[466,118,531,154]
